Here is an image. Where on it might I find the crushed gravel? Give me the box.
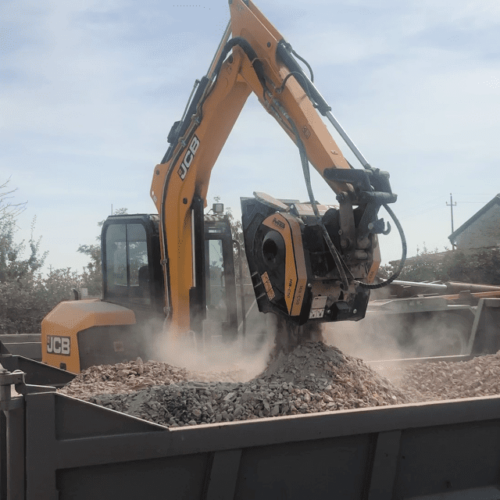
[58,358,246,399]
[59,342,500,428]
[388,351,500,401]
[60,342,414,427]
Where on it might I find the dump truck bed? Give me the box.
[4,385,500,500]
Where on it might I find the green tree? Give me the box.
[0,179,86,333]
[0,179,39,283]
[0,215,47,283]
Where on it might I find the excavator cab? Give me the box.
[102,214,164,316]
[41,210,240,373]
[102,211,240,345]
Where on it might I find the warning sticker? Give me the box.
[261,272,276,301]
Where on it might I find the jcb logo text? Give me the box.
[177,136,200,180]
[47,336,71,356]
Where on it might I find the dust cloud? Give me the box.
[323,319,406,362]
[323,310,470,362]
[147,313,276,382]
[322,311,471,387]
[139,300,471,387]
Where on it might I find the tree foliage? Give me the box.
[0,180,126,333]
[0,181,78,332]
[0,179,26,221]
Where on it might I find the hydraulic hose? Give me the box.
[285,113,350,291]
[275,52,407,291]
[357,203,407,289]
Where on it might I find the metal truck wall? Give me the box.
[10,392,500,499]
[0,335,42,362]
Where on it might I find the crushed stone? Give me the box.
[59,358,246,400]
[60,342,414,427]
[384,351,500,401]
[60,344,500,428]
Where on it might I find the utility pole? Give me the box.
[446,193,457,250]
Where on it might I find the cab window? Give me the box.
[105,223,150,304]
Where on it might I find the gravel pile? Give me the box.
[59,358,246,400]
[396,351,500,401]
[61,343,500,428]
[64,342,414,427]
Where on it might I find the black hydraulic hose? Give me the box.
[285,110,406,291]
[277,71,314,100]
[162,77,209,164]
[164,37,268,169]
[357,203,407,289]
[213,37,267,93]
[291,48,314,82]
[279,41,315,83]
[276,41,331,116]
[286,114,350,290]
[164,36,268,175]
[276,50,406,291]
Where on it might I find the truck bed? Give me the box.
[8,390,500,499]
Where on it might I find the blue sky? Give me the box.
[1,0,499,272]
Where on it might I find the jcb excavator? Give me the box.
[40,0,406,373]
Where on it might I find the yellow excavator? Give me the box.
[40,0,406,373]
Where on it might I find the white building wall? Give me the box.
[455,204,500,250]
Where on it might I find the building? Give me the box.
[449,194,500,250]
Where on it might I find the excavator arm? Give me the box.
[150,0,403,338]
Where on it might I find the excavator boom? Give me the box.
[151,0,403,339]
